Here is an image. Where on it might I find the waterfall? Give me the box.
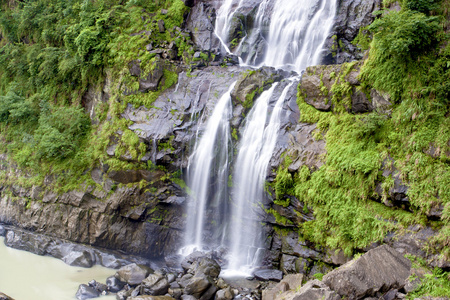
[226,81,295,275]
[182,82,236,253]
[215,0,337,72]
[183,0,336,275]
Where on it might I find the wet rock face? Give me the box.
[323,0,382,64]
[186,2,221,52]
[123,65,242,170]
[0,180,186,259]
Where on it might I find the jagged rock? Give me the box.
[299,63,373,114]
[129,60,142,77]
[88,280,108,294]
[183,275,214,298]
[322,245,411,299]
[158,20,165,33]
[283,124,326,172]
[178,274,194,288]
[186,3,220,51]
[254,269,283,281]
[75,284,101,300]
[116,263,154,286]
[375,157,409,209]
[192,257,221,278]
[323,0,381,64]
[141,273,170,295]
[0,225,5,236]
[215,287,234,300]
[231,66,283,111]
[226,12,245,50]
[370,89,392,114]
[285,279,340,300]
[308,262,334,280]
[351,88,372,113]
[107,275,126,292]
[323,249,352,266]
[62,246,95,268]
[280,254,298,274]
[263,273,305,299]
[138,58,165,93]
[281,231,323,261]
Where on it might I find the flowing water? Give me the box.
[0,237,115,300]
[182,82,236,253]
[225,81,296,275]
[216,0,337,73]
[184,0,336,275]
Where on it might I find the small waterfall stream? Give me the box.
[183,0,336,275]
[183,82,236,253]
[226,81,295,275]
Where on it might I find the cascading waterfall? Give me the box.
[216,0,337,73]
[226,81,295,275]
[182,82,236,254]
[182,0,336,275]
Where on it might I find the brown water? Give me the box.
[0,237,116,300]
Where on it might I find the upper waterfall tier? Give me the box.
[215,0,337,73]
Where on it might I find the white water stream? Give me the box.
[182,82,236,253]
[0,237,115,300]
[183,0,336,276]
[216,0,337,73]
[226,81,295,275]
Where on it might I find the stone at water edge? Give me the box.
[215,287,234,300]
[254,269,283,281]
[75,284,101,300]
[116,263,154,286]
[322,244,411,299]
[106,275,125,292]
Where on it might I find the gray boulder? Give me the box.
[254,269,283,281]
[291,279,341,300]
[75,284,101,300]
[116,263,153,286]
[186,3,220,52]
[61,246,95,268]
[141,273,170,295]
[322,245,411,299]
[106,275,126,293]
[184,274,215,298]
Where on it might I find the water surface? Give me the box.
[0,237,116,300]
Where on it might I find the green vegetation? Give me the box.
[406,254,450,299]
[0,0,189,192]
[274,1,450,258]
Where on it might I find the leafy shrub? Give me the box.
[0,84,38,124]
[405,0,440,14]
[361,10,440,101]
[34,106,90,160]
